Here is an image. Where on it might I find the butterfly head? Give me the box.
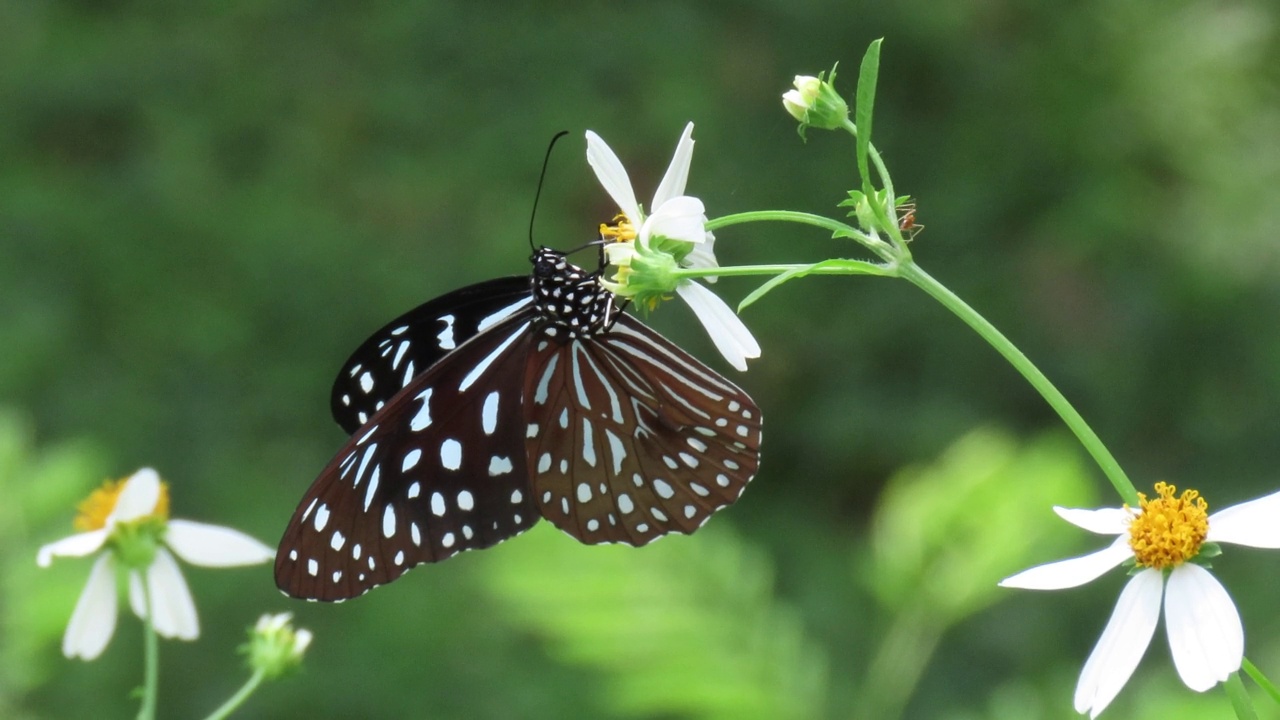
[530,247,617,340]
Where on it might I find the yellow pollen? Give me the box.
[73,477,171,531]
[599,214,637,242]
[1127,482,1209,569]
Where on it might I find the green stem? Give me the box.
[1242,659,1280,705]
[1226,671,1259,720]
[673,261,891,280]
[706,210,886,253]
[703,209,1135,502]
[839,118,910,254]
[898,262,1138,504]
[202,669,267,720]
[137,580,159,720]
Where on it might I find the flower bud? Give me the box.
[781,66,849,135]
[244,613,312,679]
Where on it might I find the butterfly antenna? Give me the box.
[529,130,571,253]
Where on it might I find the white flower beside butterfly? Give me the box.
[37,468,273,660]
[587,122,761,372]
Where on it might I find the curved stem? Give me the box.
[202,669,267,720]
[899,262,1138,504]
[673,261,892,280]
[137,579,159,720]
[706,211,882,249]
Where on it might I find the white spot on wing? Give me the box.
[313,503,330,531]
[653,479,675,499]
[440,438,462,470]
[437,315,456,349]
[489,456,514,476]
[382,505,397,538]
[482,391,500,435]
[411,389,434,431]
[477,297,533,331]
[460,322,530,392]
[534,354,559,405]
[403,449,421,472]
[581,418,597,467]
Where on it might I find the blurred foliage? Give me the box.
[0,410,108,719]
[483,522,824,720]
[3,0,1279,718]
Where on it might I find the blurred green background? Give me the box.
[3,1,1279,718]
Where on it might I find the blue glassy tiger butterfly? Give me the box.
[275,243,761,601]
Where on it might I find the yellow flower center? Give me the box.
[74,477,170,531]
[1127,482,1209,569]
[599,214,637,242]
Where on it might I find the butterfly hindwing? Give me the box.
[523,314,761,547]
[330,276,532,434]
[278,315,540,601]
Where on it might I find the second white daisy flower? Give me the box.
[1000,482,1280,718]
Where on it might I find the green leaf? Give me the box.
[855,39,883,199]
[737,259,884,312]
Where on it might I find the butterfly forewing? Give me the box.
[331,277,533,434]
[278,316,540,601]
[524,314,761,547]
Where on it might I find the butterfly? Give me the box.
[275,246,762,601]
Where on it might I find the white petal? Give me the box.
[1208,489,1280,548]
[37,529,108,567]
[111,468,161,523]
[675,281,761,372]
[1074,569,1163,718]
[165,519,274,567]
[143,549,199,640]
[651,121,695,211]
[62,554,118,660]
[129,570,147,620]
[585,130,642,228]
[1054,506,1132,535]
[683,235,718,283]
[999,536,1131,590]
[1165,564,1243,692]
[641,196,708,246]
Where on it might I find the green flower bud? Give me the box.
[782,65,849,135]
[244,613,312,679]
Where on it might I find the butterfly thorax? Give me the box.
[530,247,617,340]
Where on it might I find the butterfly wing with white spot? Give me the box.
[278,316,541,601]
[330,276,533,434]
[523,314,761,546]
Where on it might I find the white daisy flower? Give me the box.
[37,468,274,660]
[587,122,761,372]
[1000,482,1280,718]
